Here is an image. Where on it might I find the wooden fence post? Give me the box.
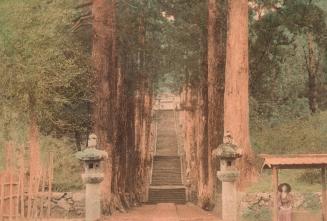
[0,174,3,221]
[47,153,53,218]
[9,172,13,221]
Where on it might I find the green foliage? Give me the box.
[250,0,327,122]
[301,193,321,211]
[242,208,272,221]
[251,111,327,154]
[155,0,207,90]
[0,0,92,140]
[247,169,322,193]
[0,0,89,190]
[297,169,322,184]
[41,136,83,191]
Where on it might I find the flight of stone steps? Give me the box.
[148,110,186,204]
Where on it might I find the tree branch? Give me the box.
[75,1,92,9]
[71,14,93,32]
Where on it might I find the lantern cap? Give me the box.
[76,147,108,161]
[215,143,242,158]
[213,133,242,159]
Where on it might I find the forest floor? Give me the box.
[105,203,220,221]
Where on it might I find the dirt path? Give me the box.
[105,203,221,221]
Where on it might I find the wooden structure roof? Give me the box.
[260,154,327,169]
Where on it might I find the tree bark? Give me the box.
[91,0,117,211]
[207,0,225,207]
[224,0,257,189]
[197,42,213,209]
[306,32,319,114]
[181,84,198,203]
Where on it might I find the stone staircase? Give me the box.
[148,187,186,204]
[151,156,183,186]
[148,110,186,204]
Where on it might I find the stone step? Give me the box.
[152,178,182,183]
[153,166,181,170]
[154,155,180,160]
[153,160,181,164]
[152,177,182,180]
[152,170,181,174]
[152,155,182,186]
[152,171,181,174]
[155,151,178,156]
[153,164,181,167]
[148,187,186,204]
[151,180,182,183]
[153,165,181,168]
[152,174,181,177]
[152,173,181,176]
[151,181,183,186]
[152,171,181,176]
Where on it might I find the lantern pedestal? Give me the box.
[217,171,239,221]
[83,173,104,221]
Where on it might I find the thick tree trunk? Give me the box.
[181,84,198,202]
[306,32,319,114]
[111,64,129,212]
[207,0,225,207]
[197,45,213,209]
[182,85,193,177]
[91,0,117,212]
[224,0,257,189]
[134,6,153,203]
[91,0,154,212]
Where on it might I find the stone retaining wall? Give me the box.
[50,192,85,218]
[241,192,322,212]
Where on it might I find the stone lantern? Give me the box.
[213,134,242,221]
[76,134,108,221]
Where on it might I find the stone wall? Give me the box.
[50,192,85,218]
[241,192,322,213]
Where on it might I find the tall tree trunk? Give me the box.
[111,64,129,212]
[207,0,225,207]
[224,0,257,189]
[134,5,153,202]
[181,84,198,202]
[197,43,213,209]
[197,85,212,209]
[306,32,319,114]
[91,0,117,211]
